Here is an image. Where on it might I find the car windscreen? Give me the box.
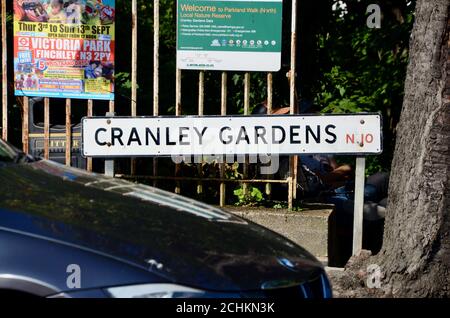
[0,139,18,162]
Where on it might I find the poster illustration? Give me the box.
[13,0,115,100]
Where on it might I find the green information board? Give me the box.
[177,0,283,71]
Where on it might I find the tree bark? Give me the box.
[375,0,450,297]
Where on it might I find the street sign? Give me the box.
[176,0,283,71]
[82,114,382,158]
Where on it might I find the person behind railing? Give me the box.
[251,102,389,221]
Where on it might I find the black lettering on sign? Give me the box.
[111,128,124,146]
[236,126,250,144]
[193,127,208,145]
[95,128,107,146]
[290,126,301,144]
[220,127,232,145]
[146,128,160,145]
[166,127,176,146]
[306,125,320,144]
[254,126,267,144]
[272,126,286,144]
[325,125,337,144]
[179,127,190,145]
[127,128,142,146]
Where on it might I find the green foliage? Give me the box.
[315,6,413,115]
[272,203,284,209]
[233,186,264,206]
[225,162,243,180]
[309,0,415,175]
[271,201,303,211]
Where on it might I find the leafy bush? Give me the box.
[233,186,264,206]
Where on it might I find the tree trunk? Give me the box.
[375,0,450,297]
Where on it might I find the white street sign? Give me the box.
[82,114,382,158]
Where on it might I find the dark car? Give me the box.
[0,138,332,298]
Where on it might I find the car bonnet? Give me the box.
[0,160,323,292]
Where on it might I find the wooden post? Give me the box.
[243,72,250,195]
[175,68,182,194]
[352,157,366,256]
[219,72,227,207]
[197,71,205,195]
[153,0,160,187]
[65,99,71,166]
[87,99,93,172]
[44,98,50,160]
[288,0,298,210]
[130,0,138,175]
[1,0,7,141]
[23,97,29,153]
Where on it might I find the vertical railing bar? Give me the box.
[176,69,182,114]
[87,99,93,172]
[267,73,273,114]
[266,72,273,197]
[1,0,7,141]
[197,71,205,195]
[44,98,50,160]
[198,72,205,115]
[131,0,138,116]
[65,99,71,166]
[290,1,298,115]
[175,68,182,194]
[219,72,227,207]
[153,0,160,187]
[109,100,115,175]
[130,0,138,175]
[23,97,29,153]
[243,72,250,195]
[87,99,93,112]
[288,0,298,210]
[109,100,115,113]
[154,0,160,116]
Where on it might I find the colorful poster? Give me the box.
[13,0,115,100]
[177,0,283,72]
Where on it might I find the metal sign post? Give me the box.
[104,112,115,177]
[352,156,366,256]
